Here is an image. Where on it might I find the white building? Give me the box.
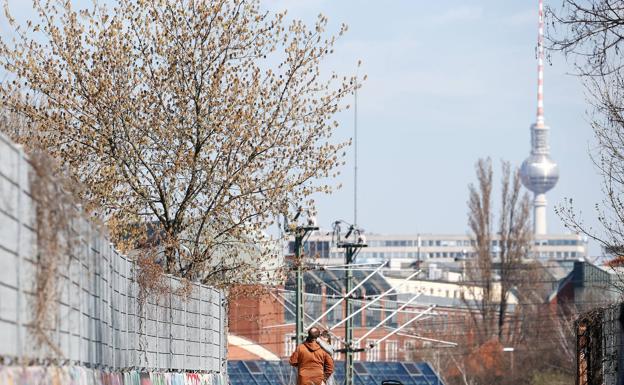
[289,232,588,267]
[384,275,519,304]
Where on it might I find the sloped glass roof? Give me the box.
[285,269,393,298]
[228,360,445,385]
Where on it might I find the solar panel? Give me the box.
[402,362,422,375]
[354,362,368,374]
[243,361,263,374]
[227,361,444,385]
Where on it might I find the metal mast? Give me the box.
[520,0,559,236]
[354,79,358,227]
[332,223,366,385]
[294,230,305,344]
[287,210,318,344]
[344,246,355,385]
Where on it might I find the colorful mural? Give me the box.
[0,366,227,385]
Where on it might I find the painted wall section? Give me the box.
[0,366,227,385]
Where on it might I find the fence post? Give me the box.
[184,285,188,368]
[109,244,115,370]
[67,241,73,363]
[78,218,83,365]
[169,275,173,370]
[201,286,206,370]
[125,256,130,369]
[222,290,227,374]
[15,145,24,360]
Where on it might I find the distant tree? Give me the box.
[547,0,624,77]
[0,0,356,284]
[463,158,532,341]
[549,1,624,292]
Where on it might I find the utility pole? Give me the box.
[344,245,356,385]
[294,228,306,344]
[334,223,366,385]
[287,210,318,344]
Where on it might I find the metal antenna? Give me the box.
[354,77,358,227]
[536,0,545,127]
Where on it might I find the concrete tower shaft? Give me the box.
[520,0,559,235]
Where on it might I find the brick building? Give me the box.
[228,269,421,362]
[227,269,488,362]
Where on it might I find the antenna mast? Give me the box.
[536,0,545,127]
[354,78,358,227]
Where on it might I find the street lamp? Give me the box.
[503,347,514,379]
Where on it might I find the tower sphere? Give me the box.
[520,153,559,194]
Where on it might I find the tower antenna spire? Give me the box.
[536,0,545,127]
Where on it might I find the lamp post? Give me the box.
[503,347,514,380]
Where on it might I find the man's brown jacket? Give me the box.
[289,340,334,385]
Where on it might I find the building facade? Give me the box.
[290,232,588,266]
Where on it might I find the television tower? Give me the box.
[520,0,559,235]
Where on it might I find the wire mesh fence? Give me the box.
[576,303,622,385]
[0,133,226,373]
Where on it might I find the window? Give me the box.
[438,314,448,331]
[332,339,342,361]
[366,339,380,362]
[284,333,296,356]
[386,340,398,361]
[353,302,363,327]
[367,305,381,327]
[354,342,362,361]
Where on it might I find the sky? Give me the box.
[263,0,603,254]
[1,1,605,254]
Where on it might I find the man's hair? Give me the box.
[307,327,321,341]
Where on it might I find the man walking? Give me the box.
[289,327,334,385]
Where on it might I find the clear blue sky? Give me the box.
[2,1,604,254]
